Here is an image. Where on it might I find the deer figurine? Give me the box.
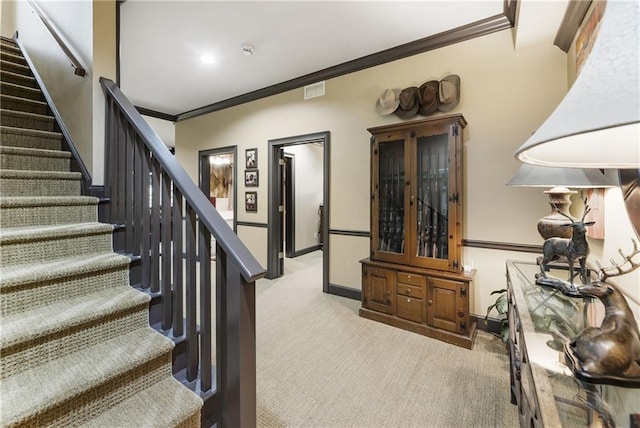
[570,240,640,378]
[539,200,595,287]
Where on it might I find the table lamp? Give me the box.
[507,164,615,240]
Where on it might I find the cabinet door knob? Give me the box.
[427,299,433,305]
[458,311,464,318]
[407,298,411,303]
[406,288,411,293]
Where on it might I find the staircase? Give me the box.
[0,36,203,427]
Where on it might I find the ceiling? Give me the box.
[119,1,569,121]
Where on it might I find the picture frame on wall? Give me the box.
[246,148,257,168]
[245,170,259,187]
[245,191,257,212]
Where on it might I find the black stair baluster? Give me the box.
[186,205,198,382]
[199,222,212,391]
[173,188,184,337]
[141,145,151,290]
[124,124,135,254]
[150,156,161,293]
[161,172,173,331]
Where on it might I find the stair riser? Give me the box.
[1,152,70,172]
[0,129,62,151]
[1,71,37,88]
[0,96,48,115]
[0,203,97,228]
[21,353,172,428]
[0,60,30,77]
[1,112,55,132]
[1,305,149,379]
[0,176,81,197]
[0,83,42,101]
[0,51,27,66]
[1,232,113,266]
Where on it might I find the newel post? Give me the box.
[216,243,257,427]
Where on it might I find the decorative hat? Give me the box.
[438,74,460,112]
[395,86,420,119]
[418,80,440,116]
[376,88,401,115]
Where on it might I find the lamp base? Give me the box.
[537,187,576,240]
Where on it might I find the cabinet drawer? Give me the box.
[397,272,422,286]
[396,283,423,299]
[396,296,424,323]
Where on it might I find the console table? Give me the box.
[506,260,606,427]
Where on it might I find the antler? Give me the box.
[580,197,591,222]
[596,239,640,282]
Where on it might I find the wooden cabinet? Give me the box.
[360,259,476,349]
[360,115,475,349]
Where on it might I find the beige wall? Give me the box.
[176,28,568,317]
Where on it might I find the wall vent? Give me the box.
[304,81,325,100]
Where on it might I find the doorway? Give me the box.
[199,146,237,232]
[267,131,330,293]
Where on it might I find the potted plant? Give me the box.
[484,289,508,343]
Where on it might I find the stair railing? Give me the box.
[100,77,264,427]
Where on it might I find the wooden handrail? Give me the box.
[100,77,265,282]
[25,0,86,77]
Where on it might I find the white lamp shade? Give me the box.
[515,1,640,168]
[506,164,617,187]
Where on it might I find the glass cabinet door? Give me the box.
[415,134,449,262]
[373,137,408,263]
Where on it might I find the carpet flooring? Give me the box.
[255,251,518,427]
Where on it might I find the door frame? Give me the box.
[198,146,238,232]
[284,152,295,258]
[267,131,330,294]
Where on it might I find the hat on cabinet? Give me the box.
[376,88,401,115]
[418,80,440,116]
[438,74,460,112]
[395,86,420,119]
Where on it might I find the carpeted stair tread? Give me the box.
[1,145,72,172]
[83,376,204,428]
[1,69,37,88]
[0,221,112,243]
[0,125,62,150]
[0,145,71,158]
[0,253,131,317]
[0,169,79,180]
[1,285,149,349]
[0,81,41,100]
[0,251,129,289]
[0,196,98,227]
[0,50,27,66]
[1,94,48,114]
[0,195,96,208]
[0,327,174,427]
[0,222,114,266]
[0,169,82,197]
[0,41,21,56]
[0,59,31,76]
[1,108,55,131]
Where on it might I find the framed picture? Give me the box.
[245,191,257,212]
[245,170,259,187]
[245,148,257,168]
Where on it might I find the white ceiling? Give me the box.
[119,0,568,118]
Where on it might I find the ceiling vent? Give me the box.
[304,81,325,100]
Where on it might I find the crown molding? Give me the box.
[554,0,593,52]
[176,8,516,122]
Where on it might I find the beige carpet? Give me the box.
[255,251,518,428]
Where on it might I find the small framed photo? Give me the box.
[245,191,257,212]
[245,148,257,169]
[245,170,259,187]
